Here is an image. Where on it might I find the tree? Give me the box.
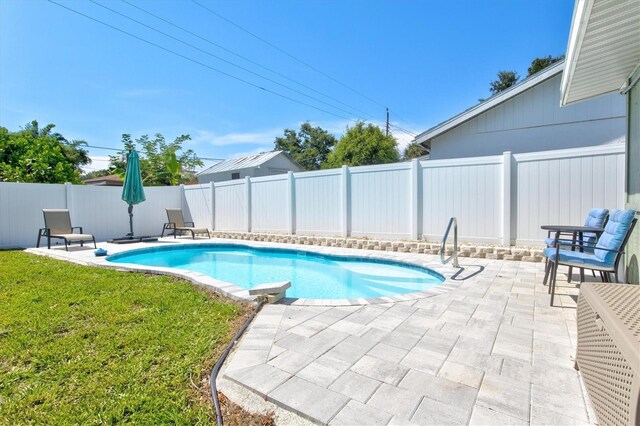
[325,122,399,168]
[109,133,203,186]
[23,120,91,174]
[489,71,519,95]
[527,54,564,76]
[0,126,82,183]
[403,142,429,160]
[274,122,337,170]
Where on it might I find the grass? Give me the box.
[0,251,248,425]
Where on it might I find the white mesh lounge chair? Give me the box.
[37,209,96,250]
[161,208,210,239]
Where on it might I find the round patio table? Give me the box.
[541,225,605,284]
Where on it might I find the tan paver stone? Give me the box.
[530,383,590,423]
[476,372,530,421]
[351,355,409,386]
[399,368,478,413]
[529,405,593,426]
[268,349,315,375]
[438,360,484,389]
[329,399,392,426]
[225,364,291,398]
[368,342,409,364]
[328,370,382,403]
[469,405,528,426]
[411,395,471,425]
[366,383,422,421]
[297,354,351,387]
[267,376,349,425]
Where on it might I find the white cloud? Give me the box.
[193,129,283,147]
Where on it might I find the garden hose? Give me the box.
[210,297,266,425]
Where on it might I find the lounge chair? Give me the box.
[543,209,637,306]
[161,208,210,239]
[37,209,96,250]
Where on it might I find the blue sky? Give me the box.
[0,0,575,172]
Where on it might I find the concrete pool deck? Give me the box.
[27,238,597,425]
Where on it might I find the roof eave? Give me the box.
[415,61,565,145]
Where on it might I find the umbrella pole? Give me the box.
[127,203,134,237]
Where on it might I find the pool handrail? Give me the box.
[439,217,460,268]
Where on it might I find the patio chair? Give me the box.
[544,209,637,306]
[37,209,96,251]
[161,208,210,239]
[543,208,609,283]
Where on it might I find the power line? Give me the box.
[120,0,377,121]
[89,0,365,121]
[191,0,388,110]
[191,0,421,135]
[82,144,225,162]
[47,0,355,122]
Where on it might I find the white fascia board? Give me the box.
[561,0,595,106]
[415,62,564,145]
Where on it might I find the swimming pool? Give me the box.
[107,244,444,299]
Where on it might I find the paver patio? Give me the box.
[28,239,598,425]
[219,255,597,425]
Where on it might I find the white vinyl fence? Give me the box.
[0,144,625,249]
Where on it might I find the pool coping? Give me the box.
[26,238,464,306]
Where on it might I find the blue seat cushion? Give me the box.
[594,209,636,264]
[543,247,611,268]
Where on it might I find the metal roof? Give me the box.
[414,61,565,145]
[196,150,285,176]
[561,0,640,105]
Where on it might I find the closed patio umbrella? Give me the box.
[121,150,145,237]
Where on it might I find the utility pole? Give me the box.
[385,108,389,136]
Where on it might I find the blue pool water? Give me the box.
[107,244,444,299]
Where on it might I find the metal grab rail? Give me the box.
[439,217,459,267]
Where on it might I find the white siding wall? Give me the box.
[422,157,503,243]
[214,181,246,231]
[250,176,288,232]
[350,164,411,238]
[430,73,626,160]
[294,170,342,235]
[0,145,626,249]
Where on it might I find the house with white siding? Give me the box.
[414,60,626,160]
[196,151,302,184]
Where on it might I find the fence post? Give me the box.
[64,182,72,210]
[180,184,185,212]
[210,181,215,231]
[245,176,251,233]
[287,171,295,235]
[341,165,350,238]
[410,159,420,240]
[501,151,513,246]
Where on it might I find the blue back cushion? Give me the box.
[582,208,609,242]
[595,209,636,264]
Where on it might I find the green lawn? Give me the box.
[0,251,246,425]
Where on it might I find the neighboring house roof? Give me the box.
[415,61,565,145]
[561,0,640,105]
[83,174,123,186]
[196,151,299,176]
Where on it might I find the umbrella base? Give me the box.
[109,236,159,244]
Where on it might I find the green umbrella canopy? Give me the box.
[121,150,146,205]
